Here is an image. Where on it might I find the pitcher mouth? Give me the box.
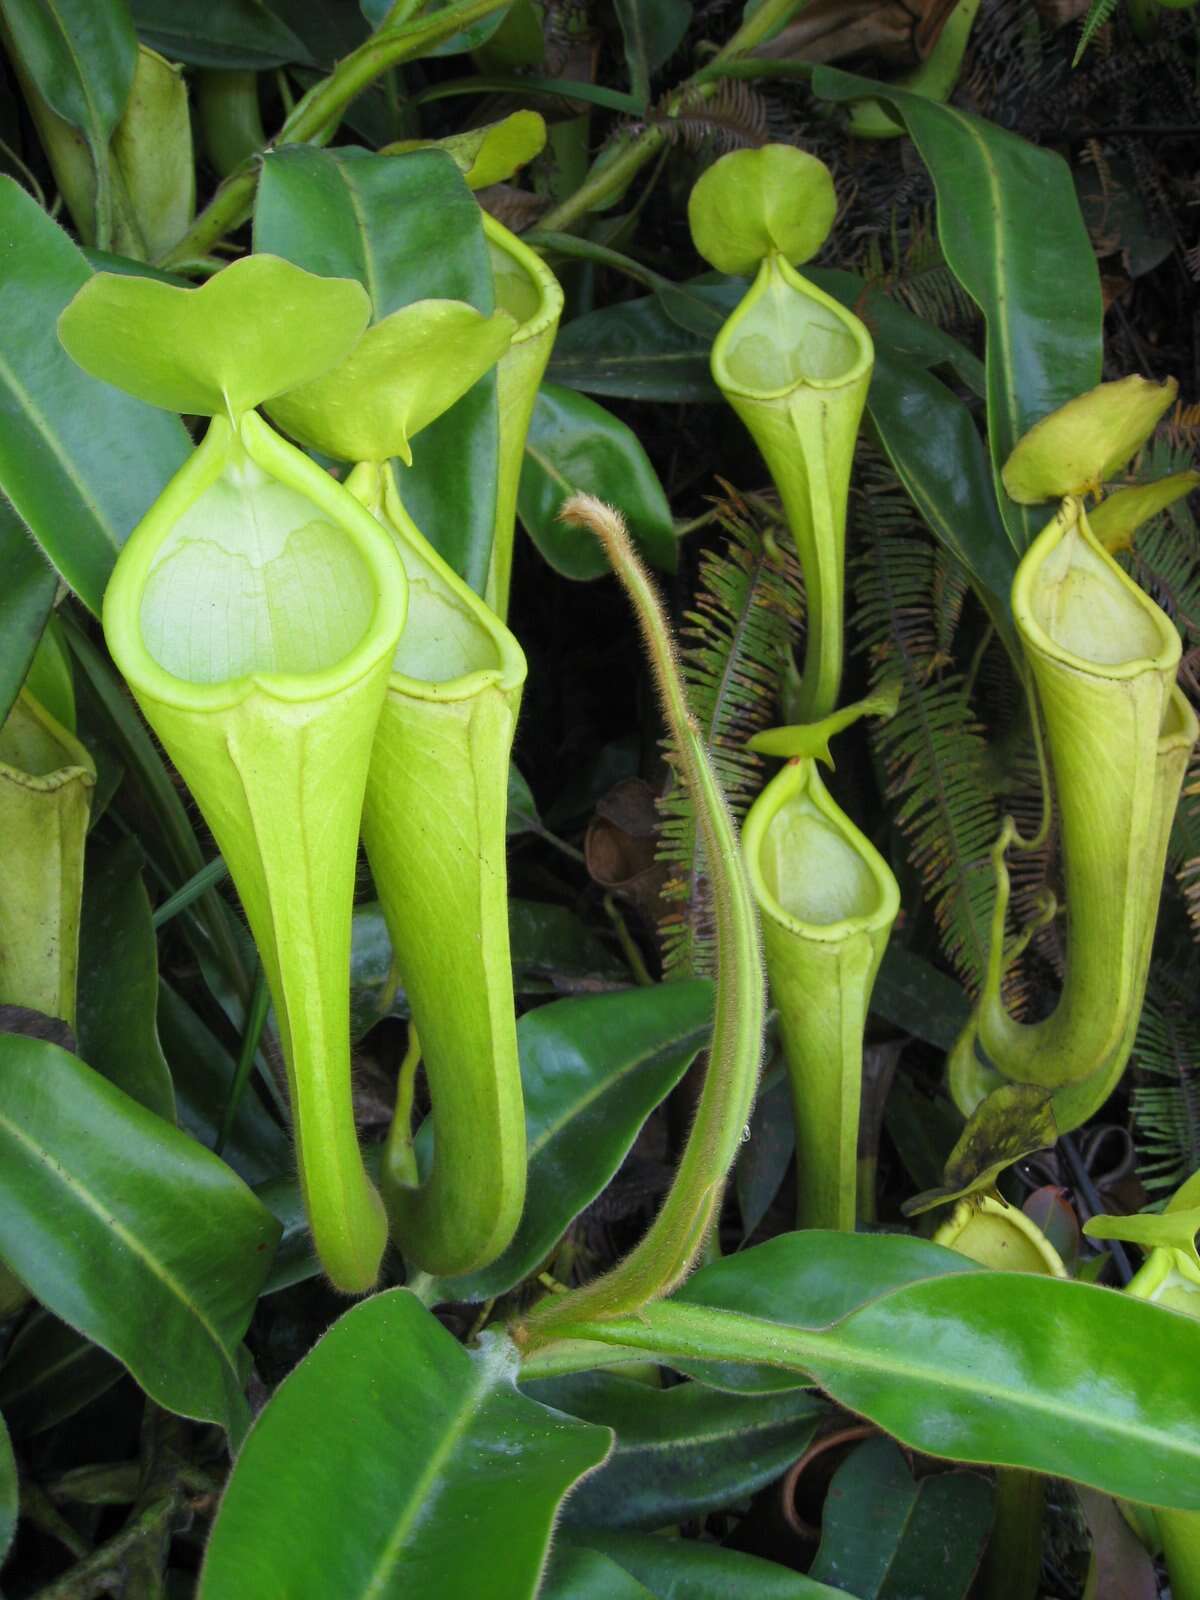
[102,412,408,716]
[1013,498,1180,682]
[712,254,874,401]
[744,758,899,941]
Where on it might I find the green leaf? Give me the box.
[518,383,677,578]
[812,66,1103,553]
[200,1290,611,1599]
[524,1370,824,1529]
[613,0,690,106]
[0,1411,15,1566]
[157,981,290,1187]
[590,1269,1200,1508]
[76,838,176,1122]
[129,0,313,68]
[254,144,500,589]
[547,294,720,402]
[671,1229,979,1392]
[564,1531,846,1597]
[0,1033,279,1440]
[866,355,1018,614]
[872,944,970,1052]
[58,254,371,419]
[809,1437,993,1598]
[0,505,56,728]
[735,1064,794,1241]
[0,0,136,183]
[806,267,985,394]
[424,980,713,1302]
[0,1311,123,1439]
[508,899,628,991]
[542,1546,656,1599]
[0,179,191,614]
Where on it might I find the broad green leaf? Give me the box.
[519,383,677,578]
[613,0,690,106]
[735,1063,793,1241]
[425,980,713,1303]
[0,1311,123,1438]
[809,1437,993,1598]
[23,616,76,732]
[58,255,370,418]
[0,1412,15,1565]
[508,762,542,833]
[0,0,136,200]
[592,1269,1200,1508]
[565,1531,846,1597]
[672,1229,979,1392]
[0,1034,279,1440]
[254,144,500,590]
[525,1370,824,1529]
[508,899,628,991]
[547,294,720,402]
[0,505,55,728]
[542,1546,655,1599]
[872,944,970,1052]
[812,66,1103,553]
[157,981,290,1187]
[129,0,313,68]
[806,267,985,393]
[867,355,1018,614]
[77,838,175,1122]
[0,179,191,614]
[200,1291,611,1599]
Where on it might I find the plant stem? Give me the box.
[515,495,764,1350]
[977,1470,1044,1600]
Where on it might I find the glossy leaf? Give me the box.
[809,1437,993,1598]
[812,66,1103,553]
[583,1269,1200,1508]
[0,1412,15,1566]
[424,979,713,1302]
[200,1290,611,1599]
[0,1311,123,1439]
[872,944,970,1052]
[518,383,677,578]
[565,1531,846,1597]
[58,255,371,419]
[542,1546,655,1599]
[0,1033,279,1440]
[671,1229,979,1393]
[0,504,55,728]
[867,355,1018,613]
[736,1063,794,1241]
[613,0,691,106]
[0,0,136,194]
[508,899,628,991]
[76,838,175,1122]
[129,0,313,68]
[525,1369,824,1529]
[254,144,500,588]
[0,179,190,614]
[157,980,290,1187]
[547,293,721,402]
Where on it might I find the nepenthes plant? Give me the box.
[0,4,1199,1595]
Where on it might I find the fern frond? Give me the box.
[649,81,772,152]
[1130,967,1200,1191]
[657,492,803,978]
[1175,747,1200,937]
[853,210,977,335]
[851,459,1001,994]
[1073,0,1119,68]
